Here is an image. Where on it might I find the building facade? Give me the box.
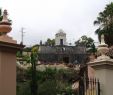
[55,29,67,46]
[38,30,87,64]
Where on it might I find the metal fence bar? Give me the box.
[98,79,100,95]
[78,77,100,95]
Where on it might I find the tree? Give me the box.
[30,46,39,95]
[75,35,96,53]
[94,2,113,46]
[23,47,32,52]
[45,38,55,46]
[32,45,39,54]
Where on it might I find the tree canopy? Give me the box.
[75,35,96,53]
[94,2,113,46]
[44,38,55,46]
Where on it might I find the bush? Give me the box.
[17,67,77,95]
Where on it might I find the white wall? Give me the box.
[91,63,113,95]
[55,35,66,45]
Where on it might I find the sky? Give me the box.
[0,0,113,46]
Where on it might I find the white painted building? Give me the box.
[55,29,67,46]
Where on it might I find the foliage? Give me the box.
[17,67,77,95]
[16,51,22,57]
[75,35,96,53]
[17,81,31,95]
[30,47,38,95]
[45,38,55,46]
[94,2,113,46]
[23,55,31,63]
[17,45,39,63]
[23,47,32,52]
[31,45,39,55]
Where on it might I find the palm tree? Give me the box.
[94,2,113,46]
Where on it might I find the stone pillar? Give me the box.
[88,60,113,95]
[88,34,113,95]
[0,42,23,95]
[0,10,23,95]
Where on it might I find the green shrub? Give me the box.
[17,67,76,95]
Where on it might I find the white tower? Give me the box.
[55,29,67,46]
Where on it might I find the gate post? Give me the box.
[88,35,113,95]
[0,10,23,95]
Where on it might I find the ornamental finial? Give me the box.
[97,34,110,60]
[2,9,8,22]
[0,9,12,35]
[100,34,105,45]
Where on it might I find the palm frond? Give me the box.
[95,28,101,34]
[94,20,100,25]
[0,9,2,16]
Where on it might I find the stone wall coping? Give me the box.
[87,59,113,69]
[0,41,24,50]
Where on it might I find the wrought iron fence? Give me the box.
[79,78,100,95]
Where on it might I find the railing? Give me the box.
[79,78,100,95]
